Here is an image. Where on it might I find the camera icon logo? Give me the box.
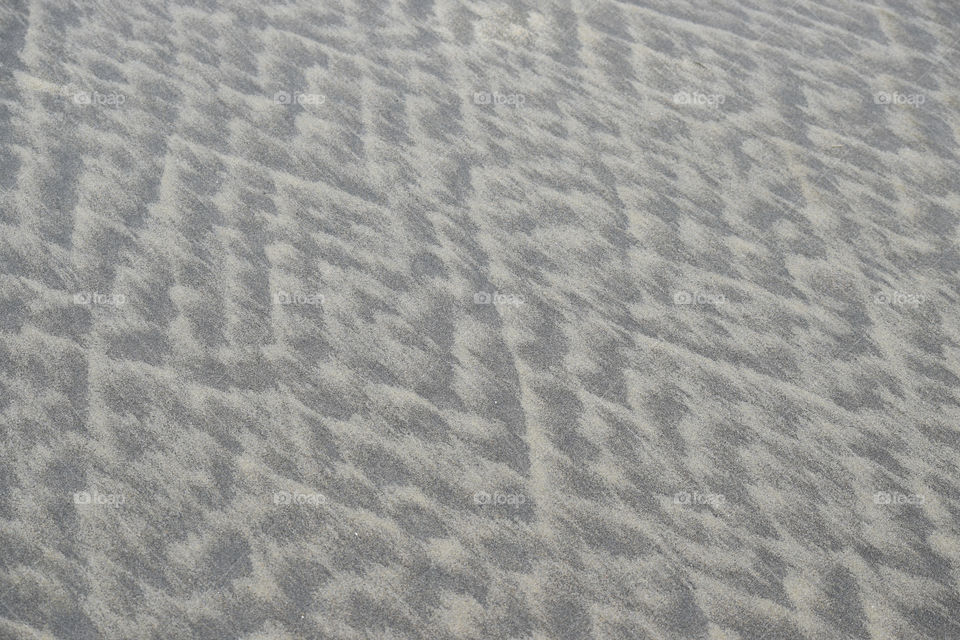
[474,92,492,105]
[673,291,692,305]
[873,491,892,505]
[73,92,92,105]
[273,491,292,505]
[874,92,892,105]
[673,491,691,504]
[274,91,292,105]
[474,292,492,304]
[473,491,491,505]
[673,92,690,105]
[73,491,92,505]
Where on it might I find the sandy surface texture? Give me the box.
[1,0,959,638]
